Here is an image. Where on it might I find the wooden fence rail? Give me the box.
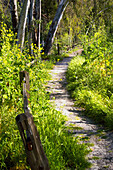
[16,71,49,170]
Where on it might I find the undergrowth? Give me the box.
[66,27,113,129]
[0,23,91,169]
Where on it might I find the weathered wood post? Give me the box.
[16,71,49,170]
[19,71,30,101]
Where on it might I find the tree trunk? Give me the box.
[17,0,30,50]
[44,0,69,55]
[34,0,41,50]
[37,0,41,50]
[28,0,35,55]
[10,0,18,33]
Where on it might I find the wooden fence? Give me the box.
[16,71,49,170]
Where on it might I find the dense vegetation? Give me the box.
[0,0,113,169]
[66,27,113,129]
[0,24,92,169]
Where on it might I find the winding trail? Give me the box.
[47,51,113,170]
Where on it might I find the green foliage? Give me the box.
[0,24,91,169]
[73,89,110,122]
[0,1,11,28]
[67,28,113,129]
[42,53,69,63]
[0,23,42,169]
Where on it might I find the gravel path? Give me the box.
[46,52,113,170]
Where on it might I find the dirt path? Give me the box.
[47,52,113,170]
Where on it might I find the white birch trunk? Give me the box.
[17,0,30,50]
[10,0,18,33]
[44,0,69,55]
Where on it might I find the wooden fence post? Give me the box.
[19,71,30,101]
[16,71,50,170]
[16,113,49,170]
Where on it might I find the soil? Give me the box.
[46,51,113,170]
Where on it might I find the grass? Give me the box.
[67,46,83,54]
[0,25,91,169]
[66,40,113,129]
[0,61,92,169]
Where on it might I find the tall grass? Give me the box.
[66,27,113,129]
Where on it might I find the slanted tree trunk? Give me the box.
[17,0,30,50]
[10,0,18,33]
[44,0,69,55]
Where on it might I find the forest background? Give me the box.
[0,0,113,169]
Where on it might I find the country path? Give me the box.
[46,51,113,170]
